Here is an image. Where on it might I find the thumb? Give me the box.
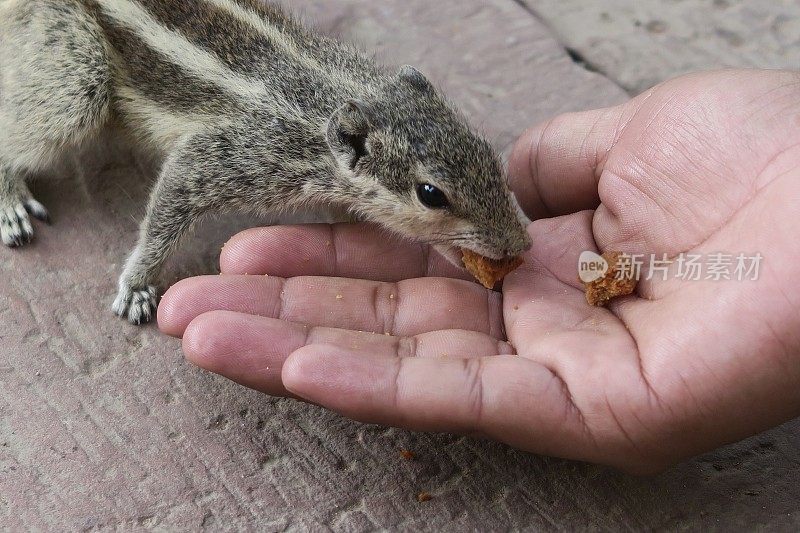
[508,105,628,220]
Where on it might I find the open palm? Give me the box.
[159,70,800,472]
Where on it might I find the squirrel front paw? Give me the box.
[113,284,159,325]
[0,198,50,247]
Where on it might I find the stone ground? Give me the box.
[1,0,799,531]
[522,0,800,94]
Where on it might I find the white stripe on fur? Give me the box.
[97,0,267,101]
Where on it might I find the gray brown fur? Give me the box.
[0,0,531,324]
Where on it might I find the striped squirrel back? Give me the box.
[79,0,384,148]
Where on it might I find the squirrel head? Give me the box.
[326,66,531,262]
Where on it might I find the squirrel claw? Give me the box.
[1,202,36,247]
[113,285,159,325]
[24,198,51,224]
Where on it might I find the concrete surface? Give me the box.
[522,0,800,94]
[1,0,799,531]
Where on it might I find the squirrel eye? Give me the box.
[416,183,450,209]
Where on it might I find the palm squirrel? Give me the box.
[0,0,532,324]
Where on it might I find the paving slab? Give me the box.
[1,0,798,531]
[521,0,800,94]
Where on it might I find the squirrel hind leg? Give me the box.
[0,0,111,247]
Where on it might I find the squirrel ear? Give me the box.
[327,99,373,170]
[398,65,434,94]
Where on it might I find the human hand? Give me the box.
[159,70,800,473]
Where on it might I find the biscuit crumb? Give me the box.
[400,449,415,460]
[584,252,638,306]
[336,294,344,300]
[417,492,433,502]
[462,249,523,289]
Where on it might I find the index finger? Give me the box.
[220,223,470,282]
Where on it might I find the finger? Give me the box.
[182,311,513,396]
[159,274,504,340]
[283,347,595,462]
[508,105,626,219]
[504,211,639,365]
[506,211,604,317]
[220,223,469,281]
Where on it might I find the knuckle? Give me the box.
[372,281,399,335]
[462,358,486,426]
[396,336,417,359]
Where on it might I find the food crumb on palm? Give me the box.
[584,252,638,306]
